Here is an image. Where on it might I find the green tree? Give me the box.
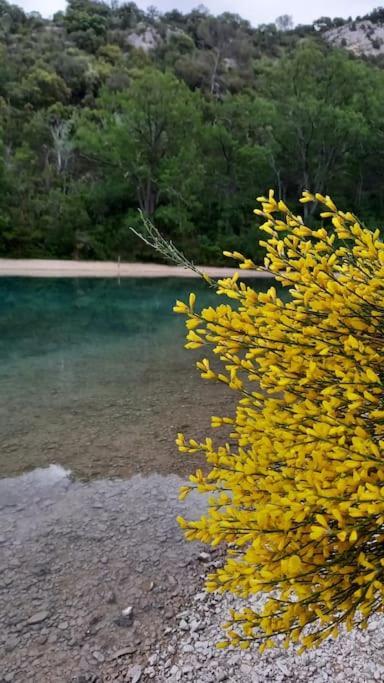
[12,64,71,108]
[77,69,205,237]
[258,42,377,212]
[198,94,275,259]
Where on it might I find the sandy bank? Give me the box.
[0,258,270,278]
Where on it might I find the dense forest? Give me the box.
[2,1,384,263]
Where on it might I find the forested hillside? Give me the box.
[2,1,384,263]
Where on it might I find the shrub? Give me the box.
[174,191,384,651]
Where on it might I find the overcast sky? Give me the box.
[15,0,379,26]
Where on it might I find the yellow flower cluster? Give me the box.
[175,190,384,651]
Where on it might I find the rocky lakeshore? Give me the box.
[0,465,209,683]
[2,465,384,683]
[149,586,384,683]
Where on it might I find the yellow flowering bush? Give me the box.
[174,190,384,652]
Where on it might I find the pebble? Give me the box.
[111,646,137,659]
[190,619,204,632]
[128,664,143,683]
[105,590,116,604]
[27,611,49,625]
[5,635,19,651]
[36,634,48,645]
[182,665,194,674]
[182,644,194,653]
[149,585,384,683]
[92,650,104,663]
[114,613,133,628]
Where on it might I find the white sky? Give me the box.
[16,0,379,26]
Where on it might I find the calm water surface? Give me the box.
[0,276,274,480]
[0,276,275,681]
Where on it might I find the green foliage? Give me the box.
[13,63,71,107]
[1,1,384,262]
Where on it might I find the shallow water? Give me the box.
[0,275,274,681]
[0,276,276,481]
[0,277,220,480]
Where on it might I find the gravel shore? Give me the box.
[2,465,383,682]
[0,466,208,683]
[148,580,384,683]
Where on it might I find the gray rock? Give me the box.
[105,590,116,604]
[325,20,384,57]
[27,611,49,625]
[36,634,48,645]
[182,644,194,653]
[128,664,143,683]
[182,665,194,674]
[190,619,204,632]
[4,637,18,652]
[92,651,104,663]
[111,646,137,659]
[113,614,133,628]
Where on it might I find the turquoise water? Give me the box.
[0,276,274,480]
[0,277,217,361]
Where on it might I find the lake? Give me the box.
[0,275,273,682]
